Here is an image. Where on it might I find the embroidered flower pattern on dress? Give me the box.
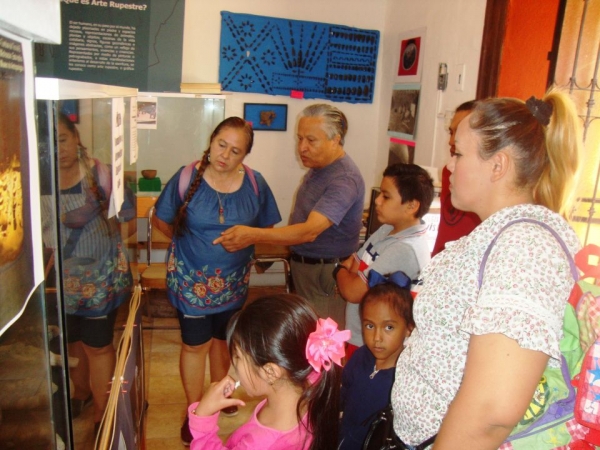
[207,274,225,293]
[63,253,132,314]
[167,242,251,310]
[65,276,82,294]
[167,252,176,272]
[81,283,97,299]
[116,244,128,271]
[192,283,207,298]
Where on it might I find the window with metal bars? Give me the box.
[554,0,600,246]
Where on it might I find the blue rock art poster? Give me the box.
[219,11,380,104]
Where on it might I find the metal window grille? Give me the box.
[554,0,600,246]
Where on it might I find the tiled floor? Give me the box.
[142,319,259,449]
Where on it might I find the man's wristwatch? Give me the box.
[332,263,348,281]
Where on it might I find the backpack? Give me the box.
[177,160,259,201]
[480,219,600,450]
[570,245,600,447]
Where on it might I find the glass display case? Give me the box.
[4,80,226,449]
[0,15,61,450]
[35,77,139,449]
[136,92,225,193]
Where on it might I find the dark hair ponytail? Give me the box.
[227,294,341,450]
[301,358,341,450]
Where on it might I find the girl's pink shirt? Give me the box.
[188,399,312,450]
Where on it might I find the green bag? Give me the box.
[501,305,585,450]
[479,219,593,449]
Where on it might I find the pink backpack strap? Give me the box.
[178,161,259,202]
[243,164,259,197]
[178,160,199,201]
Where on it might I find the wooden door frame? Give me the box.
[476,0,510,99]
[476,0,567,99]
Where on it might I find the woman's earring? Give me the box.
[207,154,211,162]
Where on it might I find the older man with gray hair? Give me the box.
[215,103,365,327]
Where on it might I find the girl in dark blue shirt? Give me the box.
[339,272,415,449]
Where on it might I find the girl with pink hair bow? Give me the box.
[187,293,350,450]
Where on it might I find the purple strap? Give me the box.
[480,219,580,441]
[178,160,258,201]
[508,355,576,440]
[478,218,578,287]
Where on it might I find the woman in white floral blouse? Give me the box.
[391,90,582,449]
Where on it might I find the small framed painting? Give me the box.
[395,28,426,83]
[387,83,421,141]
[137,97,158,130]
[243,103,288,131]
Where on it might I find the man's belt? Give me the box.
[290,253,351,265]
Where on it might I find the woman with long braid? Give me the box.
[153,117,281,446]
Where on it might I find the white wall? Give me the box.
[181,0,486,220]
[379,0,486,176]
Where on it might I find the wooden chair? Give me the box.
[140,204,170,289]
[136,197,172,325]
[253,243,292,293]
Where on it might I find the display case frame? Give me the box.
[35,77,142,450]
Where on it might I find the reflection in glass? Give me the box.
[39,97,136,447]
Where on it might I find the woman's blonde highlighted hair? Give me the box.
[470,88,582,216]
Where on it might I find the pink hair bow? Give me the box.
[305,318,351,373]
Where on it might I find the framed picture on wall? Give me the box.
[387,83,421,141]
[137,97,157,130]
[243,103,288,131]
[395,28,426,83]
